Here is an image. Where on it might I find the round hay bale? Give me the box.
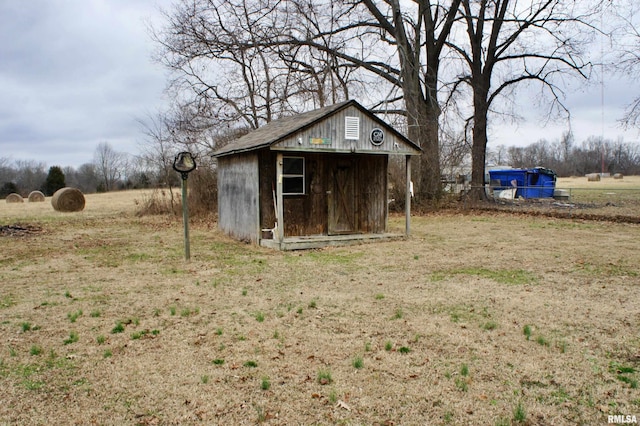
[51,187,85,212]
[28,190,45,202]
[586,173,601,182]
[5,193,24,203]
[613,173,624,180]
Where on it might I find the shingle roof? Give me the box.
[212,100,419,157]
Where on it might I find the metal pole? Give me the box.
[181,174,191,261]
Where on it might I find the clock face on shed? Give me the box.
[370,128,384,146]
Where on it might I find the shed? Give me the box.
[212,100,421,250]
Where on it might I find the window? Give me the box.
[282,157,305,195]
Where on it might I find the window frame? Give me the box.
[282,156,306,196]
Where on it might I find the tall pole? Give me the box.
[181,174,191,261]
[172,151,196,262]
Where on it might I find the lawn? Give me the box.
[1,190,639,425]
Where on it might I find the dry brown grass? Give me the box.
[557,175,640,189]
[1,190,639,425]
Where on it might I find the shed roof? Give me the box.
[212,100,420,157]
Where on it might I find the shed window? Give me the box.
[282,157,305,195]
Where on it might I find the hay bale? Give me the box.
[613,173,624,180]
[28,190,45,202]
[51,187,85,212]
[586,173,601,182]
[5,193,24,203]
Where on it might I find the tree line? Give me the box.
[0,142,181,199]
[487,133,640,177]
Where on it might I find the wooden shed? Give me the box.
[212,100,421,250]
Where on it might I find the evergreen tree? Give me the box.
[42,166,66,196]
[0,181,18,198]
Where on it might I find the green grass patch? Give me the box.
[261,376,271,390]
[352,356,364,369]
[111,321,125,334]
[63,331,79,345]
[536,335,550,347]
[523,325,532,340]
[67,309,83,323]
[513,402,526,423]
[180,307,199,317]
[317,370,333,385]
[455,376,468,392]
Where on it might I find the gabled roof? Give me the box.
[212,100,420,157]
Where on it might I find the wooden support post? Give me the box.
[276,153,285,244]
[405,155,411,237]
[181,176,191,261]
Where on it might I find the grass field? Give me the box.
[1,189,639,425]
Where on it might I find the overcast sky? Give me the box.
[0,1,638,170]
[0,0,170,169]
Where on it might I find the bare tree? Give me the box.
[93,142,127,192]
[285,0,462,200]
[153,0,355,131]
[14,160,47,195]
[609,1,640,128]
[154,0,464,201]
[447,0,594,199]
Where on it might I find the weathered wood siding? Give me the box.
[271,104,417,155]
[218,153,260,243]
[259,152,387,238]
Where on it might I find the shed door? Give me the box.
[328,159,356,234]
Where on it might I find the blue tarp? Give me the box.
[489,168,557,199]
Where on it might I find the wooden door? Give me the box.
[328,159,356,234]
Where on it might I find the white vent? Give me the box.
[345,116,360,140]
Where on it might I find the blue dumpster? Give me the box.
[489,168,556,199]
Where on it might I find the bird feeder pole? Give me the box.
[173,152,197,261]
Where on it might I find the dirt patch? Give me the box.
[469,199,640,224]
[0,224,43,237]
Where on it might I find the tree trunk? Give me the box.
[470,82,489,201]
[402,67,441,202]
[409,102,441,201]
